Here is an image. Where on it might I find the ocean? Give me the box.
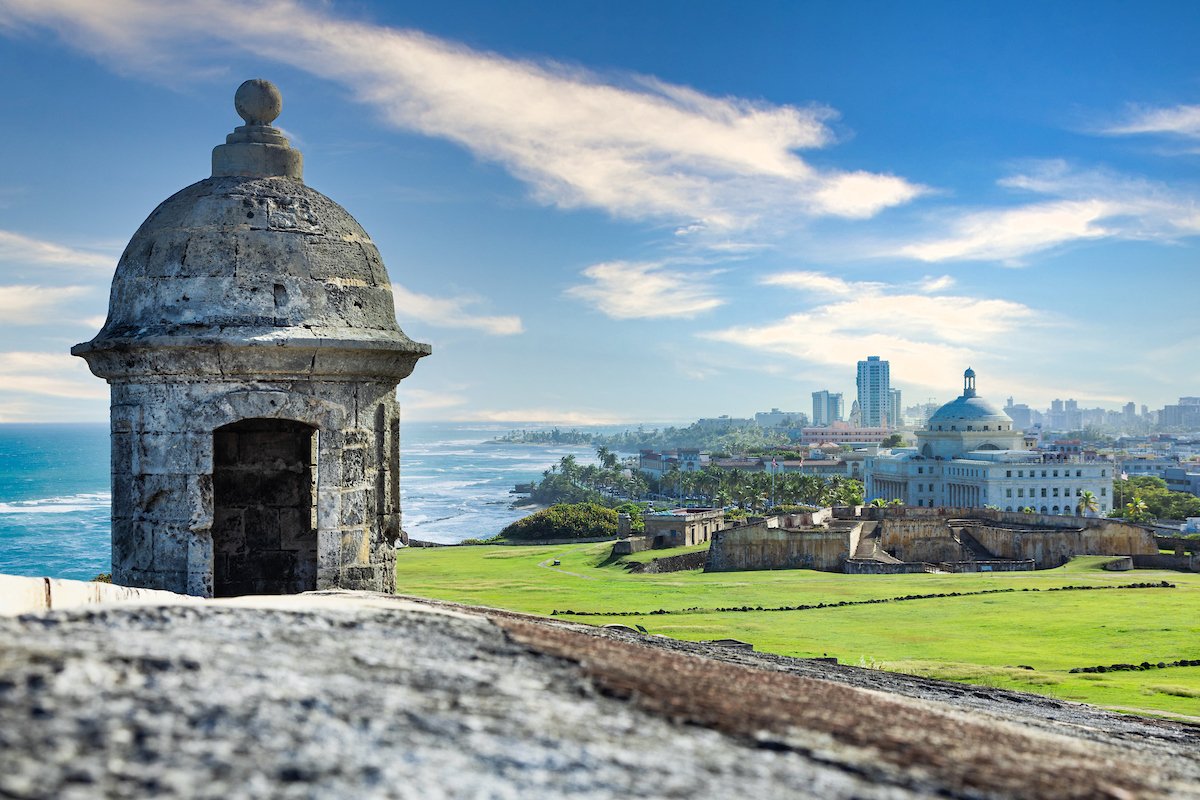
[0,421,601,580]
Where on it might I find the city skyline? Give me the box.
[2,2,1200,423]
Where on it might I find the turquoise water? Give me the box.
[0,421,600,579]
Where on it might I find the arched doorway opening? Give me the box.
[212,418,318,596]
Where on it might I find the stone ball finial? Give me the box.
[234,79,282,126]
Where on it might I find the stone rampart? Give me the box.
[705,523,859,573]
[875,508,1157,570]
[0,574,197,616]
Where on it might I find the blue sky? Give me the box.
[1,0,1198,424]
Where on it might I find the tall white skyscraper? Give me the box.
[812,390,843,426]
[889,388,903,429]
[856,355,891,428]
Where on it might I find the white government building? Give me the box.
[866,369,1113,514]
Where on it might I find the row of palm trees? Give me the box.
[652,463,864,511]
[534,449,865,512]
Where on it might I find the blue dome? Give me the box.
[928,394,1011,425]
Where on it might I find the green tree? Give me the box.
[1124,496,1153,523]
[1076,490,1099,516]
[880,433,905,449]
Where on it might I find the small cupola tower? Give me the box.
[963,367,977,398]
[73,80,431,598]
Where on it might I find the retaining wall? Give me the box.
[628,551,709,574]
[1132,554,1200,572]
[705,523,859,573]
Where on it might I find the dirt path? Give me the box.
[537,544,600,580]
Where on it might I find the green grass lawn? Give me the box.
[395,544,1200,719]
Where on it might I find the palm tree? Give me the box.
[595,445,619,471]
[1077,490,1099,517]
[1125,496,1152,523]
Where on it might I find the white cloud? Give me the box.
[705,270,1038,391]
[895,162,1200,263]
[457,408,636,425]
[566,261,724,319]
[0,352,109,401]
[918,275,955,292]
[899,199,1115,263]
[0,0,925,235]
[1102,104,1200,138]
[397,387,468,412]
[392,284,522,336]
[0,285,90,323]
[0,229,113,269]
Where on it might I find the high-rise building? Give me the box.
[856,356,891,428]
[811,390,843,426]
[888,388,903,429]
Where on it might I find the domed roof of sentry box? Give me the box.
[73,80,430,381]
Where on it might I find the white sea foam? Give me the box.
[0,492,111,515]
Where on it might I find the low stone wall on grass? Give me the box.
[1132,554,1200,572]
[842,560,926,574]
[626,551,708,574]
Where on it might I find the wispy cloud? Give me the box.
[704,270,1038,391]
[392,284,522,336]
[0,352,109,400]
[397,387,468,413]
[0,0,925,236]
[896,161,1200,263]
[0,229,114,269]
[566,260,724,319]
[1102,103,1200,138]
[459,407,637,425]
[918,275,955,292]
[0,285,90,323]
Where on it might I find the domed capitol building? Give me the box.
[866,369,1113,514]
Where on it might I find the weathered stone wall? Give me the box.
[842,560,926,574]
[705,523,859,573]
[968,525,1155,569]
[941,560,1034,573]
[628,551,709,573]
[109,379,401,597]
[611,537,650,556]
[873,508,1157,570]
[891,536,965,564]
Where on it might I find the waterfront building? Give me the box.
[856,356,891,428]
[812,390,844,426]
[866,369,1112,514]
[637,449,707,479]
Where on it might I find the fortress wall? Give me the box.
[0,574,197,616]
[969,525,1156,569]
[705,524,857,573]
[896,537,968,564]
[875,512,1157,569]
[879,518,951,552]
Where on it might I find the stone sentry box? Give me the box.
[73,80,429,597]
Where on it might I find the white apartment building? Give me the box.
[866,369,1113,514]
